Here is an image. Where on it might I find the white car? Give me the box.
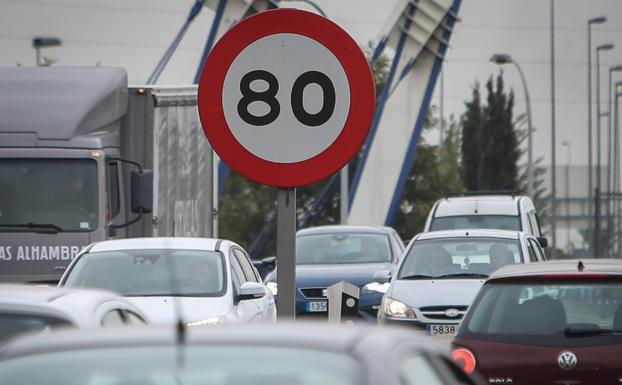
[376,229,546,336]
[59,237,276,326]
[423,193,548,247]
[0,284,147,344]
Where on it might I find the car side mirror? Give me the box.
[237,282,266,301]
[537,237,548,248]
[131,169,153,214]
[373,269,392,284]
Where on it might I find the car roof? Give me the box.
[87,237,224,253]
[416,229,523,241]
[0,322,439,361]
[0,285,137,325]
[297,225,394,236]
[488,259,622,281]
[434,195,523,217]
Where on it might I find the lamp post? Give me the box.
[587,17,607,247]
[594,42,615,258]
[32,37,62,66]
[562,141,571,251]
[615,82,622,256]
[490,54,534,197]
[606,65,622,256]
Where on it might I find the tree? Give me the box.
[461,72,521,191]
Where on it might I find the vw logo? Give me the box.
[557,351,577,370]
[445,308,460,318]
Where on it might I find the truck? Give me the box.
[0,67,216,283]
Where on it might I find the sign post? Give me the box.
[197,9,375,319]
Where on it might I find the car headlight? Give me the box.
[362,282,390,294]
[186,316,225,327]
[382,297,416,319]
[266,281,278,296]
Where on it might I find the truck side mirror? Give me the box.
[131,170,153,214]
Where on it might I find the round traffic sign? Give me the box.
[198,9,375,187]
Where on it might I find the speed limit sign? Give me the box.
[197,9,375,187]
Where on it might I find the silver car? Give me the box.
[0,322,484,385]
[0,284,147,344]
[377,229,546,336]
[59,237,276,326]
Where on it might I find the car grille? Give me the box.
[419,305,468,321]
[299,287,326,299]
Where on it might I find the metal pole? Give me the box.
[616,88,622,256]
[587,22,594,239]
[550,0,557,254]
[513,62,534,198]
[440,67,445,144]
[276,188,296,319]
[340,167,348,224]
[595,48,602,258]
[35,47,41,67]
[563,142,571,251]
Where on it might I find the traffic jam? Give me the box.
[1,1,621,385]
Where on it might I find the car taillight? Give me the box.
[451,347,476,374]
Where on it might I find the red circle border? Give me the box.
[197,9,375,187]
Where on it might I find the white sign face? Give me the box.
[222,33,351,163]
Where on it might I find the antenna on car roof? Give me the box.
[577,261,585,272]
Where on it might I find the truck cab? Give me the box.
[0,67,214,282]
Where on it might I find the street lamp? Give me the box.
[587,16,607,242]
[32,37,62,67]
[562,141,571,251]
[594,42,614,258]
[490,53,534,198]
[606,65,622,256]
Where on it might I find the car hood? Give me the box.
[127,296,230,325]
[388,279,485,308]
[267,263,392,288]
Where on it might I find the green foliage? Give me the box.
[394,110,464,239]
[461,72,521,191]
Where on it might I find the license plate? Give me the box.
[426,324,457,336]
[306,301,327,312]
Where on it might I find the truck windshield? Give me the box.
[0,159,98,232]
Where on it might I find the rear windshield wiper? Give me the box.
[435,273,489,279]
[564,328,622,337]
[0,223,62,233]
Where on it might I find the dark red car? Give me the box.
[451,259,622,385]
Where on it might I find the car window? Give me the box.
[123,310,146,326]
[528,211,540,236]
[0,346,360,385]
[107,161,121,218]
[101,310,124,327]
[398,237,523,279]
[430,215,521,232]
[463,280,622,346]
[297,233,392,264]
[229,253,246,295]
[526,240,538,262]
[400,355,445,385]
[0,313,72,344]
[63,249,226,297]
[233,248,260,283]
[528,239,545,261]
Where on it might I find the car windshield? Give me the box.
[0,345,359,385]
[297,233,392,264]
[0,313,72,344]
[462,280,622,346]
[0,159,98,232]
[430,215,521,232]
[63,249,226,297]
[398,237,523,279]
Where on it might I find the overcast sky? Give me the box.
[2,0,622,169]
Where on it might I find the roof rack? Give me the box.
[444,190,523,199]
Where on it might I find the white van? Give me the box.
[423,193,548,247]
